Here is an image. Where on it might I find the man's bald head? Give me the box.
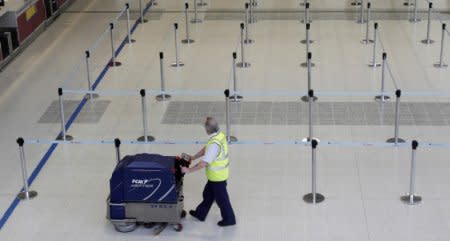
[204,117,220,135]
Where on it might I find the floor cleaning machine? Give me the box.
[106,153,191,234]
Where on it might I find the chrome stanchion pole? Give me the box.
[387,89,406,144]
[182,3,195,44]
[139,0,148,23]
[375,52,390,102]
[138,89,155,142]
[156,52,171,101]
[368,22,381,67]
[357,0,365,24]
[171,23,185,67]
[108,23,121,67]
[434,23,448,68]
[224,89,238,143]
[421,2,434,44]
[191,0,202,23]
[409,0,421,22]
[303,139,324,204]
[56,88,73,141]
[401,140,422,205]
[230,52,243,102]
[302,2,312,24]
[237,23,251,68]
[301,24,316,68]
[302,53,318,102]
[84,50,99,100]
[361,2,374,44]
[16,138,38,200]
[126,3,135,44]
[244,3,254,44]
[249,0,256,24]
[114,138,121,163]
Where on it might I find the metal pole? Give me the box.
[156,52,172,101]
[171,23,185,67]
[303,139,325,204]
[191,0,202,23]
[387,90,406,143]
[302,2,311,24]
[237,23,250,68]
[421,2,434,44]
[126,3,135,44]
[56,88,73,141]
[301,24,316,68]
[435,24,448,68]
[301,53,317,102]
[410,0,420,22]
[361,2,373,44]
[139,0,147,23]
[230,52,243,102]
[198,0,207,7]
[224,89,237,142]
[16,138,38,200]
[114,138,121,163]
[249,0,256,24]
[404,0,413,6]
[137,89,155,142]
[110,23,115,67]
[182,3,194,44]
[357,0,365,24]
[85,50,93,100]
[375,53,390,101]
[401,140,422,205]
[308,89,313,141]
[244,3,253,44]
[368,23,381,67]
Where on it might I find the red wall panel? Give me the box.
[17,0,47,43]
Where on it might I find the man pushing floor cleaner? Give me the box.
[181,117,236,227]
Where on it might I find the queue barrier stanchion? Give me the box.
[137,89,155,142]
[182,3,195,44]
[249,0,257,24]
[139,0,148,23]
[244,3,254,44]
[301,24,315,68]
[303,139,325,204]
[126,3,136,44]
[156,52,171,101]
[171,23,185,68]
[56,88,74,141]
[421,2,434,44]
[409,0,421,22]
[387,89,406,144]
[302,89,317,143]
[237,23,251,68]
[368,22,381,67]
[191,0,202,23]
[301,23,314,44]
[230,52,243,102]
[434,23,448,68]
[198,0,207,7]
[375,52,390,102]
[84,50,99,100]
[404,0,413,7]
[114,138,121,163]
[224,89,238,143]
[301,2,312,24]
[16,137,38,200]
[401,140,422,205]
[361,2,374,44]
[357,0,365,24]
[302,53,318,102]
[108,23,122,67]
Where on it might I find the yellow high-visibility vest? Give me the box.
[205,132,229,182]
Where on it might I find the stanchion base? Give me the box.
[421,39,435,44]
[351,1,362,6]
[56,134,74,141]
[375,95,390,102]
[84,93,100,100]
[228,136,238,143]
[301,137,321,143]
[300,62,316,68]
[244,39,254,44]
[197,2,207,6]
[171,62,185,67]
[301,95,318,102]
[368,63,381,67]
[17,190,38,200]
[237,62,251,68]
[108,61,122,67]
[409,18,421,23]
[361,39,374,44]
[156,94,172,101]
[181,39,195,44]
[386,137,406,143]
[190,19,203,24]
[300,39,314,44]
[400,194,422,205]
[434,63,448,68]
[303,193,325,204]
[137,136,156,142]
[229,95,243,102]
[403,2,414,6]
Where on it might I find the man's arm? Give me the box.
[190,147,206,160]
[182,144,219,174]
[182,161,208,174]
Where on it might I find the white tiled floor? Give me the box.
[1,0,450,240]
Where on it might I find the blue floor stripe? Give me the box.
[0,2,154,230]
